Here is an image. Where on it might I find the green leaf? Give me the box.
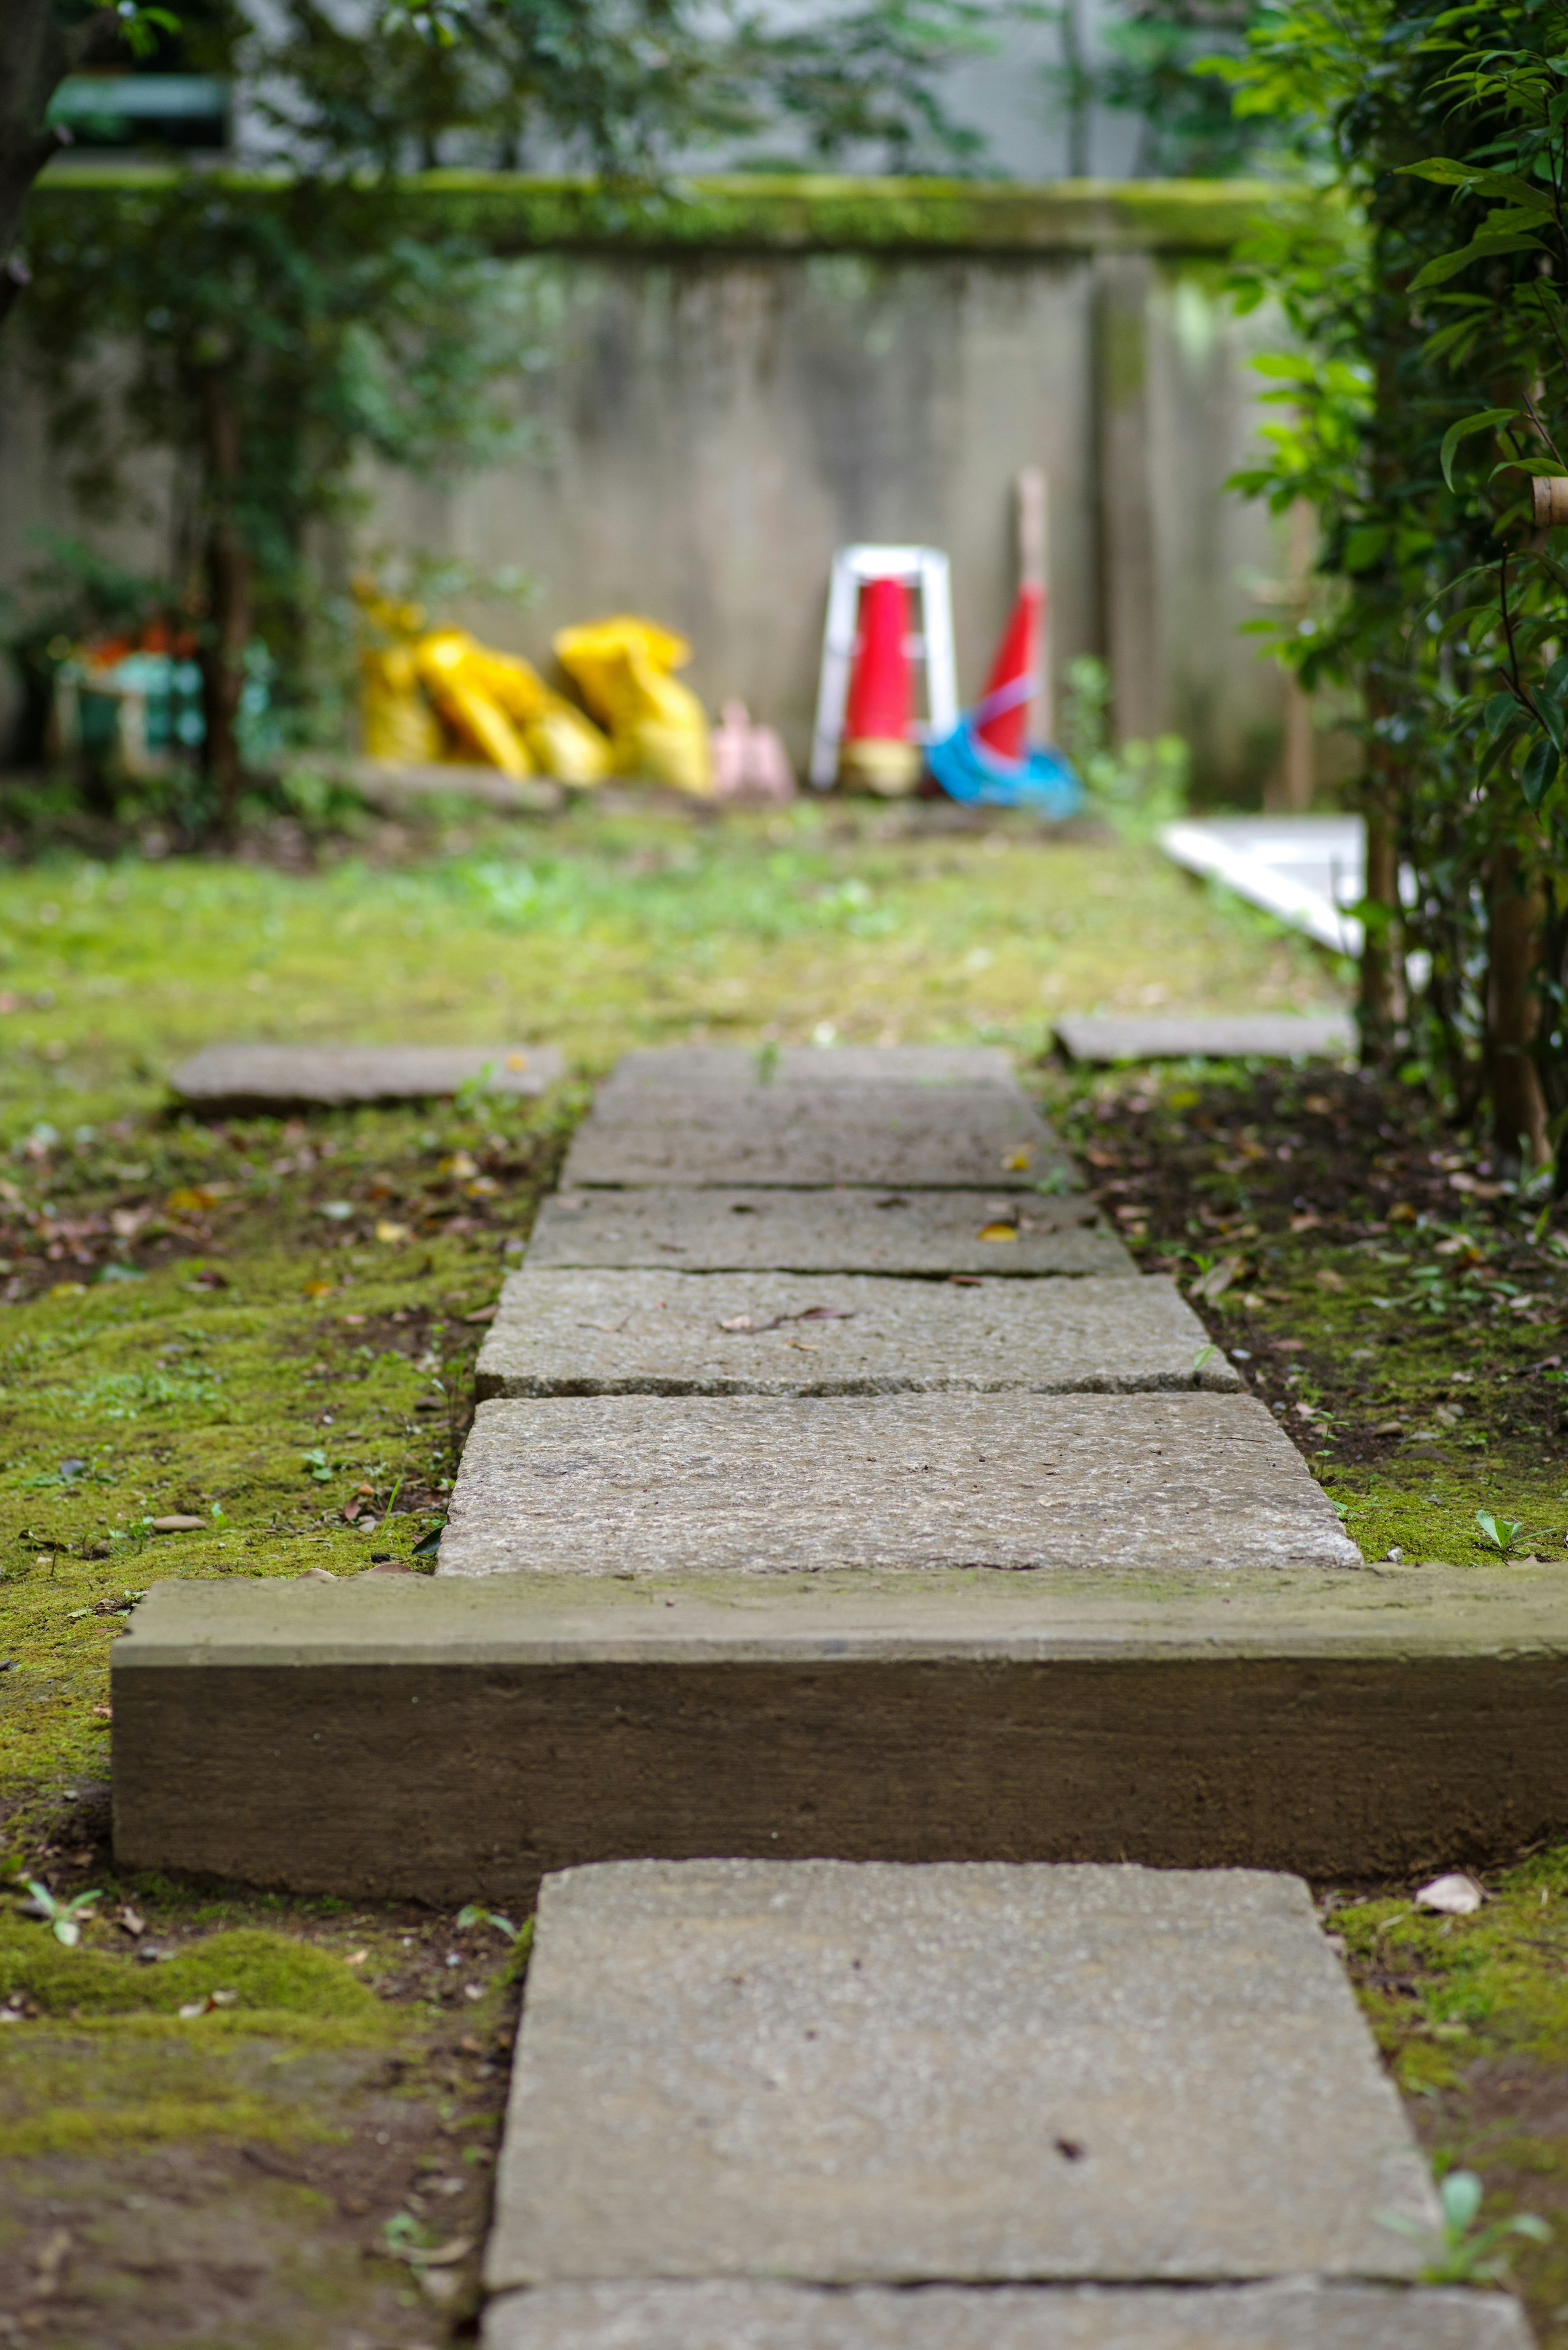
[1411,236,1545,291]
[1343,523,1390,571]
[1440,408,1522,488]
[1523,735,1560,808]
[1485,690,1521,739]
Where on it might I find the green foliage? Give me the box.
[1061,654,1190,837]
[1046,0,1280,177]
[1218,0,1568,1154]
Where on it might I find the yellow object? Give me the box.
[554,615,713,794]
[352,578,612,784]
[362,643,444,763]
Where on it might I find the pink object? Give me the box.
[710,701,796,803]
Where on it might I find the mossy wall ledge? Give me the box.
[31,167,1288,254]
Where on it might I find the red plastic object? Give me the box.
[973,583,1044,761]
[843,578,912,742]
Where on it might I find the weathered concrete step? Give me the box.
[486,1861,1433,2292]
[475,1271,1238,1398]
[438,1394,1356,1577]
[561,1084,1074,1191]
[172,1041,564,1109]
[1056,1014,1353,1064]
[599,1043,1022,1094]
[483,2279,1531,2350]
[527,1185,1132,1277]
[111,1562,1568,1898]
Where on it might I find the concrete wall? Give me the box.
[0,177,1292,798]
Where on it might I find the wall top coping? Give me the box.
[31,167,1287,253]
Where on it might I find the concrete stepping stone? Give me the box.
[437,1394,1359,1577]
[483,2279,1531,2350]
[484,1859,1435,2294]
[598,1044,1022,1095]
[562,1085,1074,1191]
[111,1560,1568,1899]
[526,1187,1134,1277]
[1056,1014,1353,1064]
[172,1041,564,1110]
[474,1270,1237,1397]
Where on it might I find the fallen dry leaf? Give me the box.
[374,1221,410,1245]
[344,1949,368,1967]
[1002,1149,1031,1171]
[461,1303,497,1322]
[1416,1872,1487,1916]
[1314,1268,1345,1291]
[977,1222,1019,1244]
[149,1514,205,1533]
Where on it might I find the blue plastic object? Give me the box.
[926,718,1083,817]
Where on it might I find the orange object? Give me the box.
[973,582,1044,762]
[839,577,919,794]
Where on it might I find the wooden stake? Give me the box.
[1018,466,1052,745]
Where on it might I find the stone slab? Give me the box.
[1055,1014,1354,1064]
[437,1394,1359,1578]
[597,1045,1021,1095]
[474,1271,1238,1397]
[526,1187,1134,1278]
[483,2281,1531,2350]
[171,1042,564,1110]
[486,1859,1434,2288]
[111,1561,1568,1899]
[561,1086,1076,1190]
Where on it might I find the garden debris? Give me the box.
[1415,1873,1488,1916]
[555,615,713,794]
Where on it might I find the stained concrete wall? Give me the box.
[0,177,1291,797]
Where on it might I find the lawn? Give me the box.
[2,787,1566,2346]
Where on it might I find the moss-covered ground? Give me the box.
[0,788,1565,2341]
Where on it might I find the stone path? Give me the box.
[474,1269,1235,1395]
[171,1041,563,1109]
[479,1860,1527,2348]
[526,1184,1130,1275]
[1055,1013,1354,1063]
[111,1040,1540,2346]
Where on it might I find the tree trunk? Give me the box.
[1358,736,1401,1066]
[197,369,253,839]
[1486,844,1549,1167]
[0,2,118,334]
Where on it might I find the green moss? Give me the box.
[32,167,1286,254]
[0,1922,390,2023]
[0,2019,367,2156]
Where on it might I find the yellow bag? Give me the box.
[463,646,613,785]
[414,629,533,777]
[553,615,713,794]
[361,643,444,764]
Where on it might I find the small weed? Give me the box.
[1476,1509,1526,1555]
[1381,2169,1550,2285]
[19,1878,101,1946]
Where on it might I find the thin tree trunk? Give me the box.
[1486,843,1549,1167]
[0,2,118,334]
[1358,729,1401,1066]
[197,369,252,839]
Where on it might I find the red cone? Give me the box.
[973,583,1043,762]
[839,578,920,794]
[844,578,911,742]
